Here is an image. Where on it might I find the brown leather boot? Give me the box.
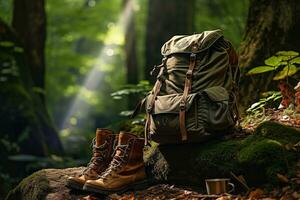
[83,132,147,194]
[66,128,116,190]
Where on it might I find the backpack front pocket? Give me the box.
[145,86,234,144]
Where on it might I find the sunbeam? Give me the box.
[60,0,134,132]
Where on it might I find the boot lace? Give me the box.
[82,138,108,175]
[99,142,131,180]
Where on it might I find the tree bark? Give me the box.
[0,18,62,156]
[238,0,300,111]
[122,0,139,109]
[12,0,46,95]
[145,0,195,82]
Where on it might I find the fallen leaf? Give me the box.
[277,173,289,183]
[248,188,264,199]
[281,186,291,193]
[280,194,295,200]
[216,196,231,200]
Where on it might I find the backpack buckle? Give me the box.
[147,106,152,113]
[150,65,160,76]
[190,53,196,61]
[186,70,193,79]
[180,101,186,110]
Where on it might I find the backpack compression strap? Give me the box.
[179,53,197,141]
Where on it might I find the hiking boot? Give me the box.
[66,128,116,190]
[83,132,147,194]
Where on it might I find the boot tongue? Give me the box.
[95,129,111,146]
[94,129,111,157]
[115,132,136,156]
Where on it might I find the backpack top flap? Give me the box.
[161,30,223,56]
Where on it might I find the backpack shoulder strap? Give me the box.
[144,58,167,145]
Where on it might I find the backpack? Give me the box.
[143,30,239,145]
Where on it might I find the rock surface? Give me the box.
[6,167,87,200]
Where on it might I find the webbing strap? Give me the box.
[179,53,197,141]
[144,59,166,145]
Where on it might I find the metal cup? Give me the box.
[205,178,235,195]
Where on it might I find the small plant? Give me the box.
[246,51,300,111]
[246,51,300,81]
[111,80,152,100]
[247,91,282,114]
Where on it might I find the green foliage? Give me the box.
[46,0,128,137]
[194,0,248,47]
[247,66,275,74]
[246,51,300,80]
[111,80,151,117]
[246,91,282,114]
[111,80,152,100]
[0,0,13,24]
[0,43,22,83]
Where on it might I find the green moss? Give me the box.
[238,138,284,165]
[5,170,50,200]
[255,121,300,144]
[195,139,241,173]
[237,122,300,183]
[129,124,144,137]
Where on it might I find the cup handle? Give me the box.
[228,182,235,193]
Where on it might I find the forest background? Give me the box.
[1,0,299,198]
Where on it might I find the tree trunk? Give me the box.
[145,0,195,82]
[238,0,300,111]
[123,0,139,109]
[12,0,46,96]
[124,0,138,85]
[0,18,62,156]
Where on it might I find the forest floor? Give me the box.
[5,109,300,200]
[81,109,300,200]
[82,178,300,200]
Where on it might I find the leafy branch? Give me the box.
[246,51,300,80]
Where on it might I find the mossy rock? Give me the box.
[144,121,300,187]
[5,167,85,200]
[6,170,50,200]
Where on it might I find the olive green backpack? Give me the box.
[143,30,239,145]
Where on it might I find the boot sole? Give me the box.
[83,179,148,195]
[66,179,85,190]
